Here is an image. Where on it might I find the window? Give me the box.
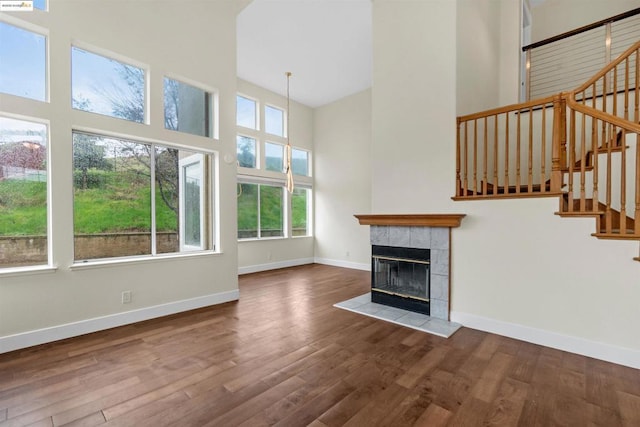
[292,148,309,176]
[265,105,284,136]
[0,116,48,268]
[236,135,256,168]
[291,187,310,237]
[237,95,257,129]
[0,21,46,102]
[34,0,46,10]
[164,77,212,137]
[71,47,146,123]
[235,91,313,242]
[72,131,213,261]
[265,142,283,172]
[237,182,284,239]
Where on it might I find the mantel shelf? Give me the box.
[354,214,466,228]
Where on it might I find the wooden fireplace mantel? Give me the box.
[354,214,466,228]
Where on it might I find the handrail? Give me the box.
[522,7,640,52]
[457,95,555,122]
[566,96,640,134]
[573,41,640,94]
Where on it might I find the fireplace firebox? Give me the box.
[371,245,430,315]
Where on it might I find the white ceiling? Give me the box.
[237,0,373,108]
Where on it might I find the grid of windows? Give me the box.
[1,16,219,270]
[235,93,312,240]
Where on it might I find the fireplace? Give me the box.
[371,245,430,315]
[355,214,466,321]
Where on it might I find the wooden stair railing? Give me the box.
[454,41,640,259]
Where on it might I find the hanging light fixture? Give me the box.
[285,71,294,193]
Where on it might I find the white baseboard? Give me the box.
[238,258,314,275]
[314,257,370,271]
[0,290,239,355]
[451,311,640,369]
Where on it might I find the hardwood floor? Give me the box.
[1,264,639,426]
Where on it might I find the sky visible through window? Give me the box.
[72,47,145,122]
[0,22,46,101]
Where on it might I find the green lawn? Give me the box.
[0,174,177,236]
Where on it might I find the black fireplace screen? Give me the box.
[371,245,430,313]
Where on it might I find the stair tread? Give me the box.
[591,232,640,240]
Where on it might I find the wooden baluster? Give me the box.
[580,111,586,212]
[602,69,608,116]
[605,123,613,233]
[473,120,478,195]
[456,119,461,197]
[593,117,599,212]
[620,128,627,234]
[613,66,618,120]
[561,96,568,168]
[541,104,546,193]
[493,115,499,195]
[516,110,521,194]
[624,57,630,121]
[463,121,468,196]
[551,94,563,194]
[635,133,640,234]
[504,112,510,194]
[635,50,639,123]
[528,107,533,193]
[568,108,575,211]
[483,117,488,195]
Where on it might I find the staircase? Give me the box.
[454,42,640,261]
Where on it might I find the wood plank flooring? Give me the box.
[1,264,639,426]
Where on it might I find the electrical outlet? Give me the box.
[122,290,132,304]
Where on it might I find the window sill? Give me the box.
[238,236,312,243]
[0,265,58,278]
[70,250,221,271]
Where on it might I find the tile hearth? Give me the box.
[334,293,461,338]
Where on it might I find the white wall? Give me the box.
[531,0,640,43]
[372,0,640,368]
[372,0,457,212]
[0,0,240,352]
[236,79,315,273]
[314,89,372,270]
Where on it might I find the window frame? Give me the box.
[70,129,217,264]
[0,113,52,272]
[71,42,149,124]
[236,94,259,131]
[0,17,49,103]
[163,74,218,139]
[236,178,287,241]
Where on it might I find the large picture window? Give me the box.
[291,187,310,237]
[72,131,213,261]
[0,21,46,102]
[0,116,48,268]
[237,182,284,239]
[71,47,146,123]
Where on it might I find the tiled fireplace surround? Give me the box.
[355,214,466,322]
[370,225,451,320]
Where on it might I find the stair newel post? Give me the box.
[635,49,639,124]
[551,94,564,194]
[456,118,461,197]
[593,117,599,211]
[463,121,468,197]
